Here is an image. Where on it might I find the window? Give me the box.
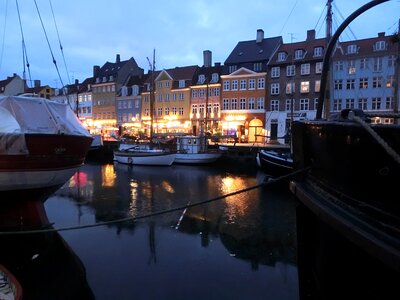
[192,104,198,114]
[165,107,170,115]
[360,58,368,70]
[223,99,229,110]
[213,103,219,114]
[239,98,246,109]
[315,62,323,74]
[179,107,184,115]
[315,80,320,92]
[374,41,386,51]
[334,61,344,71]
[299,98,309,111]
[231,80,238,90]
[271,67,280,78]
[372,97,381,110]
[198,74,205,84]
[257,97,265,109]
[333,99,341,111]
[386,75,395,88]
[248,98,255,109]
[211,73,219,83]
[286,82,295,94]
[301,64,310,75]
[334,80,343,90]
[358,98,368,110]
[257,78,265,89]
[270,100,279,111]
[179,80,185,88]
[277,52,287,61]
[286,65,295,76]
[359,78,368,89]
[388,55,396,67]
[254,62,262,71]
[285,99,295,111]
[347,44,357,54]
[199,104,204,114]
[223,81,230,91]
[231,98,238,110]
[301,81,309,93]
[348,60,356,74]
[165,94,170,102]
[248,79,255,89]
[345,98,355,109]
[373,57,383,72]
[373,76,382,88]
[385,96,394,109]
[240,79,247,90]
[229,65,237,73]
[314,47,323,57]
[157,108,163,116]
[294,49,304,60]
[271,83,280,95]
[346,79,355,90]
[172,107,177,115]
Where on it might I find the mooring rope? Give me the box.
[351,114,400,165]
[0,167,310,236]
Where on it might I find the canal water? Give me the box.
[5,161,300,299]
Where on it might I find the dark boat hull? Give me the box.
[291,120,400,271]
[256,149,293,177]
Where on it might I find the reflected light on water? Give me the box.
[101,164,116,187]
[161,181,175,194]
[221,175,256,224]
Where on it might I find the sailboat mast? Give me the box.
[148,49,155,142]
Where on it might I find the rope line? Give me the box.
[0,167,310,236]
[352,114,400,165]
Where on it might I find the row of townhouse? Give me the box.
[1,28,398,143]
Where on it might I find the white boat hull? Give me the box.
[114,151,176,166]
[174,152,222,164]
[0,167,80,192]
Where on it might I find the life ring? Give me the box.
[128,157,133,164]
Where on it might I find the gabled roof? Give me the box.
[78,77,95,93]
[225,36,282,64]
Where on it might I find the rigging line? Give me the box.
[15,0,32,87]
[0,167,311,236]
[278,0,299,35]
[48,0,71,85]
[333,1,357,40]
[33,0,65,90]
[0,0,8,71]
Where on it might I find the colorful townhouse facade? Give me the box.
[330,32,399,123]
[267,29,327,143]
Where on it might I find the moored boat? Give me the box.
[174,135,222,164]
[113,147,176,166]
[0,264,22,300]
[289,0,400,284]
[0,96,93,198]
[256,148,293,177]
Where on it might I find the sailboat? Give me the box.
[290,0,400,275]
[0,96,93,197]
[113,50,176,166]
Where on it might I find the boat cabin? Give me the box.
[176,136,208,154]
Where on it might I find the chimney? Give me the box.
[34,80,40,87]
[378,32,385,37]
[256,29,264,43]
[116,54,121,63]
[93,65,100,76]
[203,50,212,68]
[75,79,79,85]
[306,29,316,41]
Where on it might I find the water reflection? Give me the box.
[0,199,94,299]
[54,163,297,270]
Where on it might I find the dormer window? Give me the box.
[313,47,323,57]
[374,41,386,51]
[132,85,139,96]
[109,75,114,81]
[102,76,107,82]
[179,80,185,88]
[277,52,287,62]
[211,73,219,83]
[347,44,357,54]
[294,49,304,60]
[198,74,205,84]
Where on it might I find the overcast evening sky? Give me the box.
[0,0,399,88]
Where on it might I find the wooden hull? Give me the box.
[291,119,400,271]
[0,133,93,194]
[114,150,176,166]
[174,152,222,164]
[256,149,293,177]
